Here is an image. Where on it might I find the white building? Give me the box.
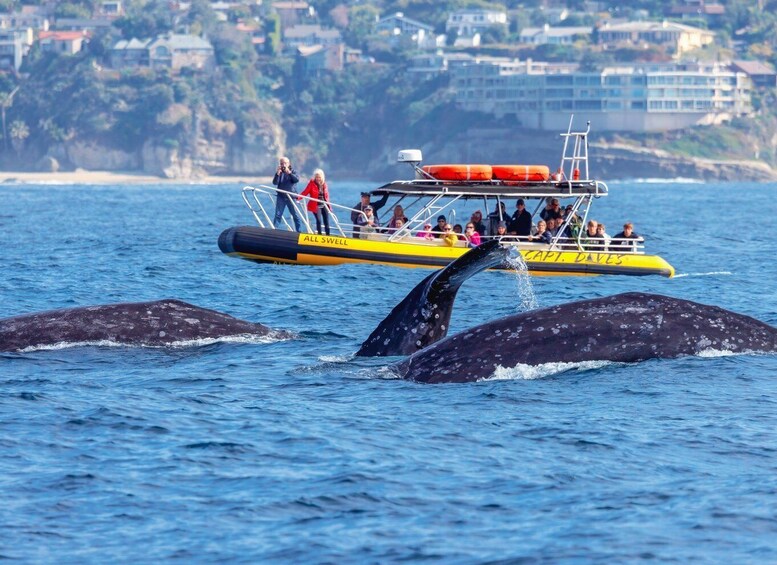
[597,20,715,57]
[446,9,507,38]
[519,24,592,45]
[375,12,440,49]
[452,59,752,132]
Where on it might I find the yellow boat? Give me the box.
[218,121,674,278]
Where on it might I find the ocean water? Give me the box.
[1,178,776,562]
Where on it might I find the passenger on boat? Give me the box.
[612,223,641,251]
[416,222,435,240]
[496,221,508,238]
[357,205,378,235]
[434,215,447,238]
[487,202,508,235]
[442,224,458,247]
[272,157,302,232]
[351,192,390,238]
[392,218,410,240]
[298,168,331,235]
[529,220,552,244]
[596,223,612,251]
[465,223,482,248]
[540,198,562,221]
[583,220,605,250]
[386,205,409,231]
[508,199,532,237]
[453,224,465,240]
[470,211,486,236]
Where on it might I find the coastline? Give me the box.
[0,170,273,185]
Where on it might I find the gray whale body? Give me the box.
[0,299,289,351]
[391,292,777,384]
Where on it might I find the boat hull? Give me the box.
[218,226,675,277]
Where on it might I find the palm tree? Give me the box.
[0,86,19,153]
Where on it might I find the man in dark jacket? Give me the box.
[272,156,302,232]
[508,199,532,237]
[351,192,389,238]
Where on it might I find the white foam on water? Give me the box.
[318,354,353,363]
[486,359,614,381]
[17,332,292,352]
[673,271,732,278]
[696,348,739,358]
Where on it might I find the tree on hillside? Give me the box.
[113,0,174,39]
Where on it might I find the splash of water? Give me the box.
[502,246,539,311]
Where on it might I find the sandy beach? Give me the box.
[0,170,273,185]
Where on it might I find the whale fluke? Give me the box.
[0,299,291,351]
[357,240,511,357]
[391,292,777,384]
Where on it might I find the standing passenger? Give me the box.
[272,156,302,232]
[351,192,389,238]
[298,168,331,235]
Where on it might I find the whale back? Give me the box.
[393,292,777,383]
[0,299,283,351]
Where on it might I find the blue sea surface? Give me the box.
[1,178,776,562]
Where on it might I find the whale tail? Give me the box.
[356,240,510,357]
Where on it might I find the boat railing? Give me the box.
[242,185,364,237]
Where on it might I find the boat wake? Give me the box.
[673,271,733,278]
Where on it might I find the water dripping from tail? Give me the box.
[503,246,539,312]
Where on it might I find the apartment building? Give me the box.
[452,58,752,132]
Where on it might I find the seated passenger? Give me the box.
[529,220,552,244]
[416,222,435,240]
[387,205,409,231]
[465,222,482,248]
[612,222,641,251]
[496,221,508,238]
[584,220,605,250]
[508,199,532,237]
[487,202,508,235]
[442,224,458,247]
[469,210,486,236]
[434,215,447,238]
[453,224,465,240]
[357,205,379,236]
[596,222,611,250]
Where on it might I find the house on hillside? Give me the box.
[668,0,725,23]
[519,24,592,45]
[597,20,714,57]
[446,9,507,38]
[110,37,150,68]
[110,34,215,72]
[295,43,343,76]
[148,34,215,71]
[272,1,314,29]
[375,12,440,49]
[0,7,49,31]
[0,29,27,70]
[39,30,88,55]
[282,24,340,51]
[730,60,777,88]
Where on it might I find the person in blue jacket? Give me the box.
[272,156,302,231]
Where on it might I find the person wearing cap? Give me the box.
[496,221,508,238]
[434,215,447,238]
[416,221,435,240]
[508,198,532,238]
[351,191,389,238]
[355,205,378,237]
[272,156,302,232]
[540,198,562,222]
